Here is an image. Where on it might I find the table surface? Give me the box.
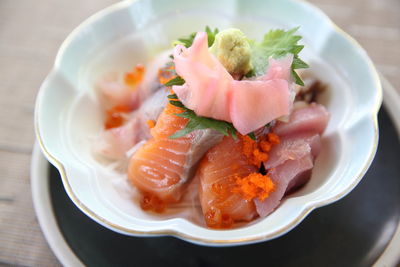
[0,0,399,266]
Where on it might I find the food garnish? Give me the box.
[167,93,238,139]
[247,27,309,85]
[232,173,275,201]
[163,27,308,139]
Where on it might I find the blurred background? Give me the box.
[0,0,399,265]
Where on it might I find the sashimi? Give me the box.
[94,88,169,160]
[97,71,141,111]
[139,50,172,96]
[97,51,171,112]
[273,103,329,136]
[128,103,223,210]
[255,103,329,217]
[255,155,314,217]
[196,137,259,228]
[91,26,331,229]
[264,133,321,169]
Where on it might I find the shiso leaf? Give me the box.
[167,93,178,99]
[168,98,238,139]
[248,27,309,85]
[176,32,196,48]
[173,26,219,48]
[164,76,185,87]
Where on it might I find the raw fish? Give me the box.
[128,103,223,209]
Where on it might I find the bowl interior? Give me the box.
[36,0,380,245]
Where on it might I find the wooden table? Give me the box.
[0,0,398,265]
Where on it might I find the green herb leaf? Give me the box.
[205,26,219,47]
[169,118,207,139]
[177,32,196,48]
[164,76,185,87]
[167,94,239,139]
[248,27,308,85]
[169,108,239,139]
[167,93,178,99]
[292,56,309,69]
[169,100,185,108]
[173,26,219,48]
[291,69,304,86]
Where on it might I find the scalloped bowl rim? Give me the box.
[35,0,382,246]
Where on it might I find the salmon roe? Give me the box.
[204,207,234,229]
[267,132,280,145]
[140,193,166,213]
[104,105,131,129]
[146,119,156,129]
[124,64,145,87]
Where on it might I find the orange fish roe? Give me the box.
[253,148,268,163]
[158,64,176,85]
[104,105,132,129]
[229,132,280,203]
[239,133,280,168]
[105,112,124,129]
[124,64,145,87]
[204,208,234,229]
[232,173,275,201]
[146,119,156,129]
[267,132,280,145]
[140,193,166,213]
[260,140,271,152]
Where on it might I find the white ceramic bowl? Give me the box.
[35,0,382,246]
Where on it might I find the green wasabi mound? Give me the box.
[209,28,252,77]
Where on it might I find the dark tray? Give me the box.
[49,107,400,267]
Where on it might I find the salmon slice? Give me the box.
[196,137,258,228]
[128,103,222,211]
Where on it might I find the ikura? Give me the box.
[140,193,166,213]
[104,105,132,129]
[124,64,145,87]
[104,105,131,129]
